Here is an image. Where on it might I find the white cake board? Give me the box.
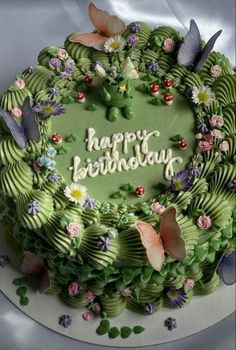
[0,222,235,347]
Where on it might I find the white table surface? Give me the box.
[0,1,235,349]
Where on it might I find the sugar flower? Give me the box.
[11,107,22,119]
[47,146,57,158]
[85,290,95,303]
[47,172,61,183]
[49,58,61,69]
[121,287,132,297]
[166,287,187,308]
[192,86,215,106]
[162,38,175,53]
[227,179,236,193]
[97,236,111,252]
[164,317,177,331]
[209,114,224,128]
[219,141,229,152]
[128,34,139,46]
[48,87,60,100]
[82,311,92,321]
[188,164,201,177]
[57,48,69,60]
[58,315,72,328]
[83,197,96,210]
[14,79,25,89]
[152,202,166,214]
[210,65,222,77]
[147,60,159,72]
[26,200,41,216]
[104,36,126,53]
[144,303,157,314]
[185,278,195,289]
[64,183,88,205]
[68,281,80,296]
[131,22,141,33]
[169,171,192,192]
[211,129,223,138]
[33,101,65,119]
[197,215,212,230]
[198,140,212,151]
[66,222,81,239]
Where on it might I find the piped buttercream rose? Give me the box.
[219,140,229,152]
[152,202,166,214]
[210,64,222,77]
[11,107,22,118]
[66,222,81,238]
[14,79,25,89]
[209,114,224,127]
[57,48,69,60]
[198,140,212,151]
[162,38,175,53]
[197,215,212,230]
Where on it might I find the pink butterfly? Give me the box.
[69,2,126,51]
[135,207,186,272]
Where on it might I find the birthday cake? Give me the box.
[0,2,235,326]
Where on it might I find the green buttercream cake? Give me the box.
[0,2,235,324]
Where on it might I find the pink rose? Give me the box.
[68,281,80,296]
[211,129,223,138]
[162,38,175,53]
[203,133,214,143]
[197,215,212,230]
[82,311,92,321]
[219,140,229,152]
[209,114,224,128]
[57,48,68,60]
[14,80,25,89]
[152,202,166,214]
[210,65,222,77]
[185,278,195,289]
[121,287,132,297]
[198,140,212,151]
[85,290,95,303]
[11,107,22,118]
[66,222,81,238]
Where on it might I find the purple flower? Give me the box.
[144,303,157,314]
[83,198,96,210]
[128,34,139,46]
[48,87,60,100]
[47,172,61,183]
[65,66,74,75]
[33,101,65,119]
[131,22,140,33]
[49,58,61,68]
[97,236,111,252]
[147,60,159,72]
[0,255,9,268]
[227,179,236,193]
[188,164,201,177]
[109,66,118,78]
[26,200,41,216]
[169,171,192,192]
[58,315,72,328]
[59,71,69,79]
[164,317,177,331]
[198,123,209,133]
[65,58,75,68]
[91,302,101,314]
[166,287,187,308]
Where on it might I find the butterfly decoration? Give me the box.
[135,207,186,271]
[217,250,236,285]
[21,251,50,292]
[177,19,222,72]
[0,96,40,149]
[69,2,126,51]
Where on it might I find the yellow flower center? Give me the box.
[169,290,178,298]
[43,106,54,114]
[197,91,209,103]
[111,41,121,50]
[71,189,83,199]
[173,179,182,190]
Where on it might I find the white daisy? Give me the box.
[191,85,215,106]
[104,36,126,53]
[64,183,88,205]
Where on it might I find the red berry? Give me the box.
[51,133,62,144]
[84,75,93,84]
[135,186,145,196]
[164,92,174,105]
[76,91,86,103]
[164,78,173,88]
[149,83,160,96]
[178,140,188,150]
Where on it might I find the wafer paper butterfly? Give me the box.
[177,19,222,72]
[135,207,186,271]
[69,2,126,51]
[217,250,236,285]
[0,96,40,149]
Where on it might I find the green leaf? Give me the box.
[139,204,152,216]
[136,83,149,93]
[57,146,69,155]
[141,73,155,81]
[60,214,71,228]
[111,191,125,199]
[100,319,111,329]
[133,325,145,334]
[148,97,162,106]
[61,95,74,104]
[154,35,164,47]
[120,326,133,339]
[65,134,78,143]
[15,74,25,80]
[170,134,184,142]
[87,104,97,111]
[71,236,81,248]
[16,286,27,297]
[13,277,28,286]
[101,311,107,319]
[120,183,135,192]
[20,296,29,306]
[191,209,205,218]
[109,327,120,339]
[7,85,18,92]
[47,48,58,57]
[96,326,109,336]
[75,82,89,92]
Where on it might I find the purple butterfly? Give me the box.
[0,96,40,149]
[217,250,236,285]
[177,19,222,72]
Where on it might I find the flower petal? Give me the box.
[69,33,108,51]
